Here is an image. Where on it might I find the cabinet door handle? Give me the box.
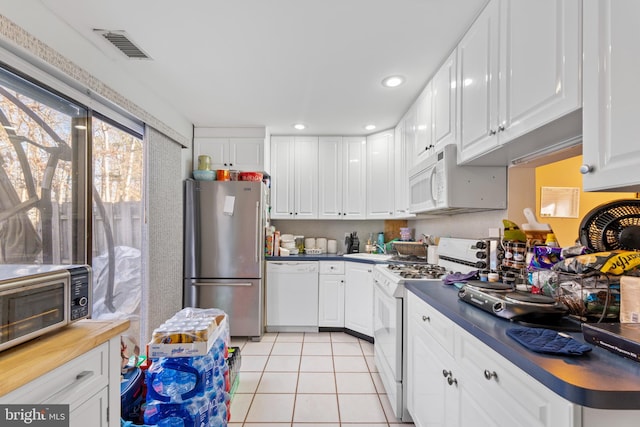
[442,369,452,378]
[447,376,458,386]
[45,370,94,402]
[484,370,498,380]
[422,315,430,322]
[498,125,505,132]
[579,164,593,174]
[489,129,497,136]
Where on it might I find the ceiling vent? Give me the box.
[93,29,152,59]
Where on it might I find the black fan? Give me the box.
[579,199,640,251]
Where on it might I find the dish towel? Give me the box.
[443,271,478,286]
[506,327,592,356]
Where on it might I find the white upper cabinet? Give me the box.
[414,82,434,162]
[582,0,640,192]
[394,121,413,218]
[432,49,458,153]
[457,0,502,164]
[270,136,318,219]
[318,136,344,219]
[499,0,582,145]
[318,136,367,219]
[342,137,367,219]
[193,138,264,171]
[457,0,582,165]
[193,127,266,171]
[403,104,418,168]
[366,130,395,219]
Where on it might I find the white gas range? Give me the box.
[372,237,499,422]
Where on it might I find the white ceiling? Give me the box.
[0,0,488,138]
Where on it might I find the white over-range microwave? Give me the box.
[408,144,507,214]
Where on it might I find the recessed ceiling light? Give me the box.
[381,75,405,88]
[364,124,376,131]
[293,123,306,130]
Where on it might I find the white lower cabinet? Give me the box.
[406,292,578,427]
[407,291,459,427]
[2,339,119,427]
[318,261,345,327]
[344,262,374,338]
[456,326,577,427]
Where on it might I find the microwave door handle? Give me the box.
[429,167,437,204]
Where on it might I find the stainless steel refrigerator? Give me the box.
[184,179,266,339]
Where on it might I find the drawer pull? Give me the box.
[484,370,498,380]
[442,369,452,378]
[46,370,95,402]
[422,315,430,322]
[447,375,458,386]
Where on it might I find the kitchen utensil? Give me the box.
[345,232,359,254]
[327,239,337,254]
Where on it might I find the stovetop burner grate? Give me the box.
[386,263,449,280]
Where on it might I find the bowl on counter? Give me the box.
[192,169,215,181]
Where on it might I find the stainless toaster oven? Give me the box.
[0,264,91,352]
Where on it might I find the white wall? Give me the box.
[410,209,507,240]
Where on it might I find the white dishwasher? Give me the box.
[266,261,319,332]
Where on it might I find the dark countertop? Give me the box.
[405,281,640,410]
[266,254,383,264]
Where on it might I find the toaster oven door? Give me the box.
[0,278,68,351]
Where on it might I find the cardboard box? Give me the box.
[147,313,228,358]
[620,276,640,323]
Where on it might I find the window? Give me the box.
[0,65,145,344]
[0,66,88,264]
[91,115,144,341]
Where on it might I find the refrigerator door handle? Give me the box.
[194,282,253,287]
[255,200,260,263]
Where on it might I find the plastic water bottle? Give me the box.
[208,399,225,427]
[157,417,185,427]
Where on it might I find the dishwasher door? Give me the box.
[266,261,319,332]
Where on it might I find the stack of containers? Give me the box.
[144,308,231,427]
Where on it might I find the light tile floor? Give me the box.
[228,331,415,427]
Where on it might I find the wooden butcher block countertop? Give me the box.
[0,319,129,397]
